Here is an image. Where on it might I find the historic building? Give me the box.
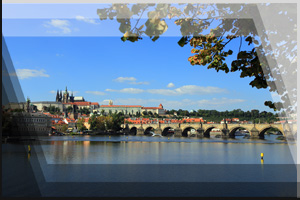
[95,100,166,116]
[141,104,165,115]
[10,112,52,136]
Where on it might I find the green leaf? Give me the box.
[177,36,189,47]
[152,36,159,42]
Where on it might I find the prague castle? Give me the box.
[55,87,85,103]
[6,87,99,118]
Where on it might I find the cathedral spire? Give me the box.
[56,90,59,102]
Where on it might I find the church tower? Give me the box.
[70,91,74,103]
[56,90,59,102]
[63,86,69,103]
[58,90,62,102]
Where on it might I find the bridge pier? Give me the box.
[123,124,130,134]
[137,127,144,136]
[197,128,204,138]
[174,127,182,137]
[155,128,162,135]
[250,127,260,139]
[221,129,229,138]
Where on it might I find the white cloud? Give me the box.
[129,81,150,85]
[86,91,106,95]
[195,98,245,105]
[10,69,50,80]
[147,85,227,96]
[44,19,71,34]
[113,77,149,85]
[49,90,56,94]
[167,82,175,88]
[106,88,144,94]
[97,99,111,105]
[104,85,226,95]
[72,91,79,95]
[114,77,137,82]
[75,15,99,24]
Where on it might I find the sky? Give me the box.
[2,4,279,112]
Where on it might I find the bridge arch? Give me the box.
[129,127,137,135]
[182,126,197,137]
[144,127,155,135]
[229,126,251,137]
[203,126,216,138]
[162,127,174,136]
[258,126,285,138]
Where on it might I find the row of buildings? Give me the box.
[95,100,166,116]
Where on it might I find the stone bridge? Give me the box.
[122,122,295,139]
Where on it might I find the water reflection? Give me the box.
[40,137,294,165]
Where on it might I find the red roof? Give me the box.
[63,102,98,106]
[52,120,66,125]
[100,105,141,108]
[65,118,76,123]
[142,107,163,110]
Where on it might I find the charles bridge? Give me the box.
[122,122,296,139]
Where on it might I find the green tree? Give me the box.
[61,124,68,132]
[135,111,141,117]
[67,106,73,113]
[89,115,98,130]
[77,118,87,131]
[148,111,153,116]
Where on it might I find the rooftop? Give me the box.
[100,105,142,108]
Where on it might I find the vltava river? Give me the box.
[2,135,297,197]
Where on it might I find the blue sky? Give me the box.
[2,4,278,112]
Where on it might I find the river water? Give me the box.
[2,135,297,197]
